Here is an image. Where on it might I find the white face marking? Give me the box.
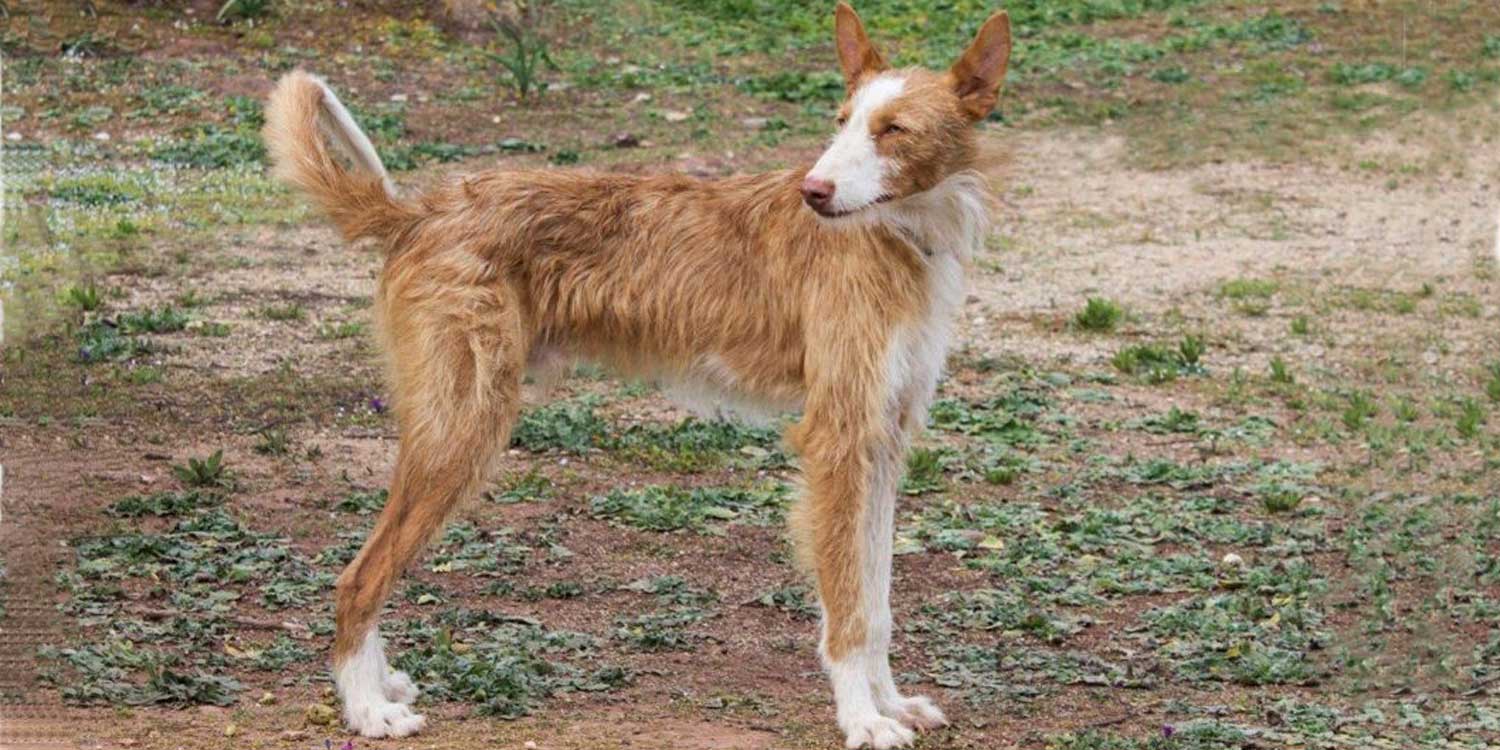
[807,74,906,217]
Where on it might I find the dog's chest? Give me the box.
[886,252,965,423]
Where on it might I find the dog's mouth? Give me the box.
[813,193,896,219]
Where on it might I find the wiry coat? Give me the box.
[262,4,1009,746]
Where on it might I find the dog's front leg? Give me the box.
[789,404,932,750]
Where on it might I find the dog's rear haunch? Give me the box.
[263,4,1009,747]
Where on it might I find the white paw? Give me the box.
[843,715,915,749]
[346,699,426,738]
[382,669,420,705]
[891,694,947,731]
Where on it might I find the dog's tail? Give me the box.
[264,71,417,244]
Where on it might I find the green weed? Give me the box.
[1074,297,1123,332]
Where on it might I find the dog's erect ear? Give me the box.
[834,2,886,91]
[946,11,1012,120]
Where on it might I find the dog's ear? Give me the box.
[946,11,1011,120]
[834,2,886,91]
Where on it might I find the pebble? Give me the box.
[632,92,652,104]
[6,132,20,141]
[663,109,691,123]
[390,93,408,102]
[1221,552,1244,566]
[740,116,768,130]
[93,131,110,141]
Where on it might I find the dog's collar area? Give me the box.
[893,225,934,258]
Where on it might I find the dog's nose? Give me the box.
[800,177,835,210]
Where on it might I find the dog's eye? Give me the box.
[835,116,848,127]
[881,123,905,136]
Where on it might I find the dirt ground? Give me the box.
[5,2,1500,750]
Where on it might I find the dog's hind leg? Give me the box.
[332,266,525,739]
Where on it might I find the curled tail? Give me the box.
[264,70,417,244]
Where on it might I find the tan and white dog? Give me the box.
[263,4,1010,747]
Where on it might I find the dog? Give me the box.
[263,4,1009,747]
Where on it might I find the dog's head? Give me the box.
[800,3,1010,220]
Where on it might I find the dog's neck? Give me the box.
[879,172,993,263]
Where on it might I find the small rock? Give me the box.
[740,116,768,130]
[6,132,20,141]
[612,132,640,149]
[491,115,502,124]
[1221,552,1244,567]
[390,93,408,103]
[93,131,111,141]
[305,703,337,726]
[663,109,691,123]
[258,690,277,705]
[1302,495,1322,506]
[632,92,652,104]
[224,723,240,738]
[524,743,538,750]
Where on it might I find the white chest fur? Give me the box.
[881,173,991,429]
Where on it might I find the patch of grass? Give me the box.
[1341,390,1379,432]
[334,488,388,515]
[921,589,1085,644]
[1112,336,1206,383]
[488,11,558,100]
[485,471,553,504]
[1133,569,1327,685]
[611,417,785,471]
[258,303,305,322]
[1268,356,1293,384]
[901,446,952,496]
[119,306,189,334]
[316,320,367,340]
[512,398,609,453]
[1219,278,1278,300]
[428,523,530,575]
[1455,398,1486,440]
[63,284,103,311]
[1074,297,1123,332]
[76,322,144,363]
[751,584,818,620]
[171,450,232,489]
[392,608,626,718]
[153,125,265,169]
[590,483,788,533]
[612,609,706,652]
[253,429,291,456]
[106,490,222,518]
[38,641,242,707]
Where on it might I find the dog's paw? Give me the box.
[843,715,915,750]
[346,699,426,738]
[890,694,947,731]
[382,669,420,705]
